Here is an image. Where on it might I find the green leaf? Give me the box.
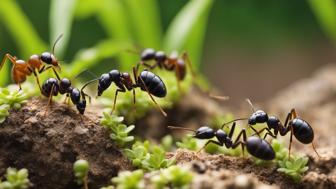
[309,0,336,43]
[0,0,47,57]
[50,0,78,57]
[74,0,100,19]
[163,0,214,69]
[66,40,133,78]
[124,0,162,49]
[96,0,136,70]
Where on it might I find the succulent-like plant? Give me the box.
[73,159,89,189]
[151,165,193,189]
[0,88,27,109]
[111,170,144,189]
[0,105,10,123]
[176,135,199,151]
[100,112,135,148]
[0,168,30,189]
[277,156,309,182]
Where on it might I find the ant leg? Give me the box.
[288,126,294,159]
[290,108,298,118]
[182,52,196,78]
[0,53,17,71]
[52,68,61,80]
[249,125,260,137]
[132,89,136,113]
[44,84,55,115]
[197,140,223,153]
[228,122,236,138]
[311,142,321,158]
[30,69,42,93]
[251,127,276,139]
[232,129,247,157]
[111,88,125,115]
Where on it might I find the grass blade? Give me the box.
[124,0,162,49]
[96,0,137,70]
[309,0,336,43]
[0,0,47,57]
[163,0,214,70]
[50,0,78,57]
[65,40,133,78]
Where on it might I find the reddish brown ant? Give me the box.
[0,35,63,92]
[138,48,228,100]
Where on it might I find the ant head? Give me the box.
[215,129,230,144]
[248,110,268,125]
[109,70,121,81]
[76,100,86,114]
[40,52,58,67]
[267,116,280,129]
[141,48,156,61]
[41,78,59,97]
[155,51,166,62]
[194,126,215,139]
[70,88,81,104]
[98,73,112,96]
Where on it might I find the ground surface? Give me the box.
[0,65,335,189]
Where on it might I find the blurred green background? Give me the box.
[0,0,335,107]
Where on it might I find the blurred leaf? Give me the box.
[163,0,214,69]
[50,0,78,57]
[0,0,47,57]
[65,40,133,78]
[74,0,100,19]
[96,0,136,70]
[0,60,9,86]
[309,0,336,43]
[124,0,162,49]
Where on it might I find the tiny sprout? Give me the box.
[73,159,89,189]
[112,170,144,189]
[0,88,27,109]
[0,168,30,189]
[277,155,309,182]
[100,112,135,148]
[151,165,193,189]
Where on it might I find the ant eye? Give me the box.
[40,52,52,64]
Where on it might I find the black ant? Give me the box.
[238,99,319,158]
[81,66,167,116]
[41,77,90,114]
[0,35,63,92]
[168,120,276,161]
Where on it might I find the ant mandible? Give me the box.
[41,77,90,114]
[0,35,63,92]
[168,120,276,161]
[81,65,167,116]
[239,99,319,158]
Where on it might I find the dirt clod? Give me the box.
[0,98,132,189]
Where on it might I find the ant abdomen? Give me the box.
[138,70,166,97]
[291,118,314,144]
[70,88,81,104]
[98,73,113,96]
[42,78,59,97]
[246,136,275,160]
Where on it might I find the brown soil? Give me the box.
[0,64,335,189]
[0,98,132,189]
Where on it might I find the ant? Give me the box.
[81,65,167,116]
[41,77,90,114]
[138,48,228,100]
[0,35,63,92]
[168,120,276,161]
[139,48,195,91]
[237,99,319,158]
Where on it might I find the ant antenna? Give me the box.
[52,34,64,55]
[80,78,99,92]
[245,98,255,112]
[74,69,98,80]
[220,118,248,129]
[168,126,196,132]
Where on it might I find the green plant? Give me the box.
[111,170,144,189]
[160,135,174,152]
[0,105,10,123]
[73,159,89,189]
[124,141,174,171]
[100,112,135,148]
[151,165,193,189]
[176,135,199,151]
[271,140,309,182]
[0,88,28,123]
[0,168,30,189]
[277,156,309,182]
